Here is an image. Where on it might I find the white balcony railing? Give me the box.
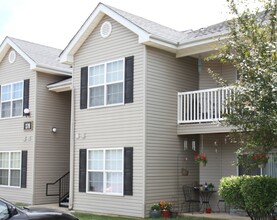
[178,87,233,124]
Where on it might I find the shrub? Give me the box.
[241,176,277,218]
[219,175,277,219]
[151,203,160,211]
[219,175,247,209]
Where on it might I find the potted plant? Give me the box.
[194,153,207,166]
[150,203,161,218]
[207,183,214,191]
[252,153,269,168]
[159,200,172,218]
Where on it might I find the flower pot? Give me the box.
[206,208,212,213]
[200,162,206,167]
[150,210,161,218]
[258,163,266,168]
[161,210,170,218]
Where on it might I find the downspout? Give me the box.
[69,86,75,210]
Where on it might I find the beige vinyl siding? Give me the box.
[0,49,34,204]
[177,123,236,135]
[73,16,144,217]
[145,47,199,213]
[199,61,236,90]
[34,72,71,204]
[199,133,239,211]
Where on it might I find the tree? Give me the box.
[208,0,277,162]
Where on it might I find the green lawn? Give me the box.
[73,212,216,220]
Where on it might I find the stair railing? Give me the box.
[46,172,70,207]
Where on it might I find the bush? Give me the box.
[241,176,277,218]
[219,175,277,219]
[219,175,247,209]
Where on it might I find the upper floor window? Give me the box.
[88,59,124,108]
[1,81,23,118]
[0,151,21,187]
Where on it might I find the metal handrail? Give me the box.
[46,172,69,207]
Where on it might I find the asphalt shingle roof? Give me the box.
[9,37,70,70]
[105,3,229,45]
[107,4,183,43]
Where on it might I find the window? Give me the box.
[0,151,21,187]
[87,148,123,195]
[237,153,277,176]
[263,153,277,177]
[88,59,124,107]
[1,81,23,118]
[237,154,261,176]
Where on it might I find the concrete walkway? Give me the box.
[29,203,71,213]
[181,212,249,220]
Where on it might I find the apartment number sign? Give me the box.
[24,121,33,130]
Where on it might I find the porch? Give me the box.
[177,87,235,135]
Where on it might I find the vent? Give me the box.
[100,21,112,38]
[9,50,16,63]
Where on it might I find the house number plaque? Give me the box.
[24,121,33,130]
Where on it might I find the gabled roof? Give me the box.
[0,37,72,76]
[60,2,229,64]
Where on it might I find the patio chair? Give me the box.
[181,185,201,213]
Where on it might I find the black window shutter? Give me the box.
[80,67,88,109]
[124,147,133,195]
[79,149,87,192]
[23,79,30,111]
[124,56,134,104]
[21,151,27,188]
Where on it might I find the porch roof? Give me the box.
[47,78,72,92]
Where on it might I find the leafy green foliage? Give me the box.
[219,176,247,209]
[241,176,277,218]
[219,175,277,218]
[208,0,277,158]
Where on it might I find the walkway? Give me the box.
[181,212,249,220]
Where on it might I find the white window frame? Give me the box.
[86,148,124,196]
[0,151,21,188]
[88,58,125,108]
[0,81,23,119]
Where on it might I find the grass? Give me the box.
[15,202,30,207]
[73,212,218,220]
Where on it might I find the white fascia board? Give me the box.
[176,44,216,58]
[60,3,150,64]
[0,38,36,67]
[144,41,177,54]
[48,84,72,92]
[176,35,227,58]
[33,64,72,76]
[59,54,73,65]
[0,41,11,63]
[149,35,178,48]
[59,10,105,64]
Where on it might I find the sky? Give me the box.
[0,0,256,49]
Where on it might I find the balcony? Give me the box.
[178,87,233,124]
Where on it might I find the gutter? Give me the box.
[178,32,229,48]
[32,64,72,76]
